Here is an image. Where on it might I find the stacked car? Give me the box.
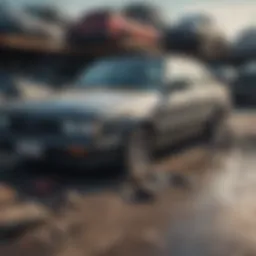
[66,7,229,60]
[164,14,228,59]
[0,4,65,41]
[0,3,232,62]
[67,8,161,49]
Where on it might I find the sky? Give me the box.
[7,0,256,40]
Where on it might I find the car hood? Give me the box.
[6,89,159,118]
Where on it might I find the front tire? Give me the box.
[122,127,161,198]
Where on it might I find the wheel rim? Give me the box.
[127,130,158,192]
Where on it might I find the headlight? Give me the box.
[0,115,10,129]
[62,121,101,135]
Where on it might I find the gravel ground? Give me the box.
[0,110,255,256]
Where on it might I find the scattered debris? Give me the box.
[65,191,85,210]
[0,202,50,239]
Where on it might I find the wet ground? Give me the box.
[0,109,256,256]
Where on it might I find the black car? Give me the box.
[0,54,231,193]
[232,61,256,105]
[231,27,256,61]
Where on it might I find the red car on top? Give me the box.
[67,9,161,48]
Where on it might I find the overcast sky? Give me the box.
[8,0,256,40]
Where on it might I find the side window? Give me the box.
[165,58,193,87]
[165,58,212,86]
[185,60,213,84]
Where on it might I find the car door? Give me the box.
[188,60,220,124]
[155,57,204,147]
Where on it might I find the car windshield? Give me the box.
[76,57,163,90]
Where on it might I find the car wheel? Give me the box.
[123,127,161,198]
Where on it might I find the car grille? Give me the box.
[10,116,61,136]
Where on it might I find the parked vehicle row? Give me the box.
[0,2,255,63]
[0,2,232,60]
[67,6,228,59]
